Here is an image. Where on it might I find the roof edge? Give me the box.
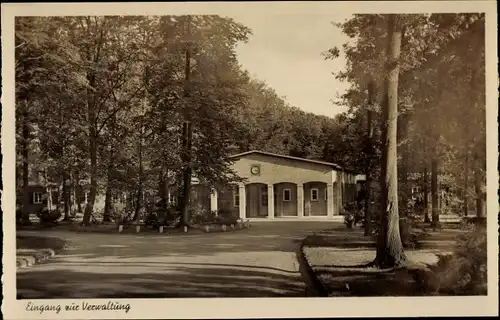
[229,150,345,171]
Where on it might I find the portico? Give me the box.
[197,150,362,220]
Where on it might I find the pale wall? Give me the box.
[232,153,336,185]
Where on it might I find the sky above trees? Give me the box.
[229,13,353,118]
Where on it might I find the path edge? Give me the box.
[297,235,329,297]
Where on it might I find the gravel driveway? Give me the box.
[17,221,337,298]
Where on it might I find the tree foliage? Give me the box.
[15,15,349,225]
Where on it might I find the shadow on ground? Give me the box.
[17,263,306,299]
[17,235,67,251]
[16,222,324,259]
[303,224,469,297]
[316,268,425,297]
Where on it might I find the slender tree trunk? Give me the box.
[431,158,439,227]
[180,16,193,228]
[21,99,32,225]
[159,168,169,208]
[62,173,70,220]
[375,15,406,268]
[103,179,113,222]
[71,173,77,217]
[83,130,97,225]
[45,170,53,212]
[464,151,469,217]
[75,172,82,213]
[364,81,375,236]
[133,122,144,222]
[180,122,193,227]
[423,167,430,223]
[473,152,484,218]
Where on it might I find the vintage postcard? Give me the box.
[2,1,498,319]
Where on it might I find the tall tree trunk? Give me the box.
[398,114,410,245]
[375,15,406,268]
[473,152,485,218]
[81,21,104,225]
[180,122,193,227]
[423,167,430,223]
[364,80,375,236]
[464,151,469,217]
[21,99,32,225]
[431,158,439,227]
[180,16,193,228]
[82,62,99,226]
[103,115,116,222]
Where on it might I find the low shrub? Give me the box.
[36,208,62,224]
[188,204,214,225]
[216,207,236,219]
[342,202,363,228]
[462,216,487,227]
[212,214,239,226]
[415,224,487,295]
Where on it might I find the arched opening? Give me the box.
[304,181,328,216]
[245,183,269,218]
[274,182,298,217]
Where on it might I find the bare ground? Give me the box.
[16,221,337,299]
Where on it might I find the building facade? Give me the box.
[193,150,364,220]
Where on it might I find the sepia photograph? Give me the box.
[2,1,498,319]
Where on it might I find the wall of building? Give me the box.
[232,153,335,185]
[274,182,298,216]
[304,182,327,216]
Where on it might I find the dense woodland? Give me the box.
[325,14,486,266]
[16,14,486,253]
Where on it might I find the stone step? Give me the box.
[16,248,56,270]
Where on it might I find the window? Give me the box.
[84,191,89,204]
[311,188,319,201]
[261,186,268,206]
[283,189,291,202]
[233,188,240,207]
[33,192,42,204]
[325,188,328,201]
[169,193,176,204]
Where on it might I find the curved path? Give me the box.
[17,221,338,299]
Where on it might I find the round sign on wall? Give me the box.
[250,164,261,175]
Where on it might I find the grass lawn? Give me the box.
[303,223,462,296]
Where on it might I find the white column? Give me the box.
[327,183,334,218]
[238,184,246,219]
[297,183,304,218]
[336,181,342,214]
[267,184,274,219]
[210,188,218,214]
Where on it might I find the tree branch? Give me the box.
[96,83,146,136]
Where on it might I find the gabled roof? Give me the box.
[229,150,344,171]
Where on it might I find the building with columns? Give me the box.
[192,150,364,220]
